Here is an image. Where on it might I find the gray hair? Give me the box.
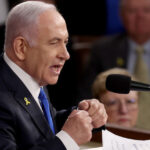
[4,1,56,51]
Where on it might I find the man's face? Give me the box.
[121,0,150,42]
[24,10,70,86]
[100,91,139,128]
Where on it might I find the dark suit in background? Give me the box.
[77,33,129,100]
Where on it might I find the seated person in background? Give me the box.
[78,0,150,130]
[92,68,139,128]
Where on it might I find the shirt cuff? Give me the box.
[56,130,80,150]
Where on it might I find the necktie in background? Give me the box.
[133,47,150,130]
[39,88,55,134]
[133,46,149,83]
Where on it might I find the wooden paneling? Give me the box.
[92,124,150,143]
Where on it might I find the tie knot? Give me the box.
[136,46,145,54]
[39,88,47,103]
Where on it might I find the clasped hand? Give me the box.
[62,99,108,145]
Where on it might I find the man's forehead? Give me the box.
[121,0,150,5]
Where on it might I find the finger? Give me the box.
[68,109,89,119]
[82,115,93,131]
[68,109,79,118]
[78,100,89,110]
[92,111,108,128]
[86,99,101,116]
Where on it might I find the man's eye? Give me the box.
[50,41,58,45]
[65,40,69,45]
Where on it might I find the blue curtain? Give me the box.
[106,0,125,35]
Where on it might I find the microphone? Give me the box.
[106,74,150,94]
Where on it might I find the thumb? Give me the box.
[68,109,79,118]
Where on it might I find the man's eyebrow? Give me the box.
[49,37,69,42]
[49,37,61,41]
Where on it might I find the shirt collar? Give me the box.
[3,52,40,100]
[128,38,150,53]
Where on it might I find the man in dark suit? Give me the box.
[78,0,150,100]
[0,1,107,150]
[77,0,150,130]
[77,33,129,100]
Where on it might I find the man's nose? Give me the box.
[59,45,70,60]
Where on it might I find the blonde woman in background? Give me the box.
[92,68,139,128]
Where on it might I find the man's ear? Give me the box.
[13,36,28,61]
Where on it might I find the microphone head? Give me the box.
[106,74,131,94]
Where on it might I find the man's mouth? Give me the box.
[50,64,63,75]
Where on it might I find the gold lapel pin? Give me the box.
[116,57,124,67]
[24,97,31,106]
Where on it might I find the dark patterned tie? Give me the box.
[39,88,55,134]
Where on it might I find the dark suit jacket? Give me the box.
[0,55,72,150]
[77,33,130,100]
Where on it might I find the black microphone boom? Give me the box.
[106,74,150,94]
[130,81,150,91]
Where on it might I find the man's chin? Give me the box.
[39,78,58,86]
[48,78,59,85]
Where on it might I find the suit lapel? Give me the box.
[0,56,54,138]
[121,35,129,68]
[115,34,129,68]
[15,92,54,139]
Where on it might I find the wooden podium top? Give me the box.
[92,124,150,143]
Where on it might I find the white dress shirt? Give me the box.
[3,53,79,150]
